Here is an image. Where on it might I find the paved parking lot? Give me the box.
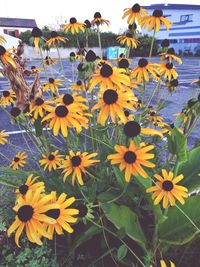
[0,57,200,166]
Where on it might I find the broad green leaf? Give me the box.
[117,245,127,261]
[167,127,187,161]
[98,188,122,203]
[174,146,200,192]
[102,203,147,251]
[158,196,200,245]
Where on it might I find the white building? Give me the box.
[143,4,200,55]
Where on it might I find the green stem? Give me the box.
[80,132,113,149]
[0,151,10,162]
[185,115,199,138]
[39,47,49,80]
[97,26,102,58]
[56,46,68,85]
[146,81,161,109]
[149,28,156,60]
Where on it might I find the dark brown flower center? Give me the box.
[63,94,74,105]
[94,12,102,18]
[124,110,130,117]
[170,79,178,87]
[0,45,6,56]
[124,151,137,164]
[32,27,42,37]
[150,112,156,116]
[119,59,129,69]
[86,50,96,62]
[19,184,29,195]
[11,107,21,117]
[187,99,197,108]
[77,203,88,217]
[100,64,113,77]
[153,9,163,17]
[14,157,20,162]
[17,205,34,222]
[138,58,148,68]
[35,97,44,106]
[103,89,118,105]
[167,48,175,55]
[76,80,82,86]
[132,4,141,12]
[51,31,59,38]
[45,209,60,219]
[123,121,141,137]
[70,52,75,57]
[3,91,10,97]
[71,156,82,167]
[161,39,169,48]
[166,63,173,70]
[126,33,132,38]
[48,154,55,161]
[129,23,137,30]
[70,17,77,24]
[162,180,173,191]
[84,20,91,28]
[49,78,55,84]
[55,105,69,117]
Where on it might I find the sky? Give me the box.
[0,0,200,33]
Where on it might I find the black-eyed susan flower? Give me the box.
[159,48,182,64]
[123,120,163,138]
[0,130,9,145]
[165,79,179,93]
[31,27,43,51]
[107,141,155,182]
[146,169,188,209]
[131,58,159,83]
[31,66,42,73]
[71,80,86,91]
[42,104,89,137]
[0,35,6,45]
[158,62,178,80]
[30,97,52,119]
[64,17,85,35]
[46,31,66,47]
[116,33,138,48]
[43,78,63,93]
[10,107,21,118]
[7,188,59,247]
[161,39,170,48]
[0,89,16,107]
[92,89,137,126]
[91,12,110,27]
[146,111,163,124]
[84,19,92,29]
[141,9,171,33]
[43,56,57,66]
[0,45,16,68]
[122,4,147,25]
[118,58,131,69]
[39,150,63,171]
[150,260,176,267]
[16,174,45,198]
[60,151,100,185]
[60,93,89,111]
[43,192,79,238]
[10,152,27,170]
[90,64,130,91]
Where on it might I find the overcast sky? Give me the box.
[1,0,199,33]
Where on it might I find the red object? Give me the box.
[14,30,19,37]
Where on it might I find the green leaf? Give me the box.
[117,245,128,261]
[102,203,147,251]
[174,146,200,192]
[112,166,126,189]
[167,127,187,161]
[34,117,43,137]
[158,196,200,245]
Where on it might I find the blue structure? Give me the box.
[143,4,200,55]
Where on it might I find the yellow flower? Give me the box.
[158,62,178,80]
[64,17,85,34]
[91,12,110,27]
[43,56,57,66]
[0,45,16,68]
[43,78,63,93]
[43,191,79,238]
[7,188,59,247]
[16,174,45,198]
[159,48,182,64]
[116,33,138,48]
[90,64,130,91]
[146,111,163,124]
[147,170,188,208]
[60,151,100,185]
[131,58,159,83]
[31,27,43,51]
[0,89,16,107]
[39,150,63,171]
[71,80,86,91]
[0,35,6,45]
[10,152,27,170]
[46,31,67,47]
[141,9,171,33]
[107,141,155,182]
[30,97,52,119]
[0,130,9,145]
[150,259,176,267]
[122,4,148,25]
[92,89,137,126]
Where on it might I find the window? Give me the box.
[180,14,193,22]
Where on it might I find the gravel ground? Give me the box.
[0,57,199,166]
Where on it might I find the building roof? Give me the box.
[143,4,200,10]
[0,17,37,28]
